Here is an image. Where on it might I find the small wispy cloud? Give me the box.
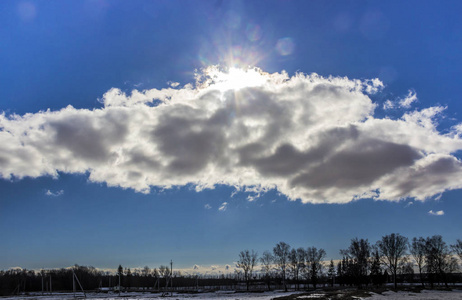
[404,201,414,208]
[399,90,418,108]
[245,186,268,202]
[45,189,64,197]
[383,90,417,110]
[428,210,444,216]
[230,189,239,198]
[247,194,258,202]
[204,204,211,210]
[383,99,394,110]
[218,202,228,211]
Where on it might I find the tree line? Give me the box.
[1,263,240,296]
[1,235,461,295]
[235,234,462,291]
[1,262,194,296]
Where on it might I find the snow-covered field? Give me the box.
[366,289,462,300]
[0,291,299,300]
[3,289,462,300]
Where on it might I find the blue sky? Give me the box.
[1,0,462,273]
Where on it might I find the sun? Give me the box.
[200,66,267,92]
[219,67,266,91]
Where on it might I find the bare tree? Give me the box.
[288,247,305,290]
[410,237,426,287]
[273,242,291,291]
[341,238,370,288]
[425,235,456,288]
[158,265,171,278]
[236,249,258,291]
[398,257,414,284]
[376,233,408,290]
[288,249,298,280]
[296,248,306,290]
[305,247,326,289]
[451,239,462,261]
[260,251,273,291]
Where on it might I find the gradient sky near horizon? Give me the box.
[1,0,462,274]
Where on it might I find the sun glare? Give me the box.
[202,66,266,92]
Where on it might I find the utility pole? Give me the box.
[72,269,75,298]
[170,259,173,292]
[72,268,86,298]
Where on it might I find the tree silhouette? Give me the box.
[410,237,426,287]
[424,235,456,288]
[273,242,290,291]
[117,265,123,289]
[376,233,408,290]
[327,260,335,287]
[451,239,462,261]
[305,247,326,289]
[236,249,258,291]
[259,251,273,291]
[341,238,370,288]
[369,249,383,287]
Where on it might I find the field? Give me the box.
[274,288,462,300]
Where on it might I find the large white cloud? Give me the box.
[1,67,462,204]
